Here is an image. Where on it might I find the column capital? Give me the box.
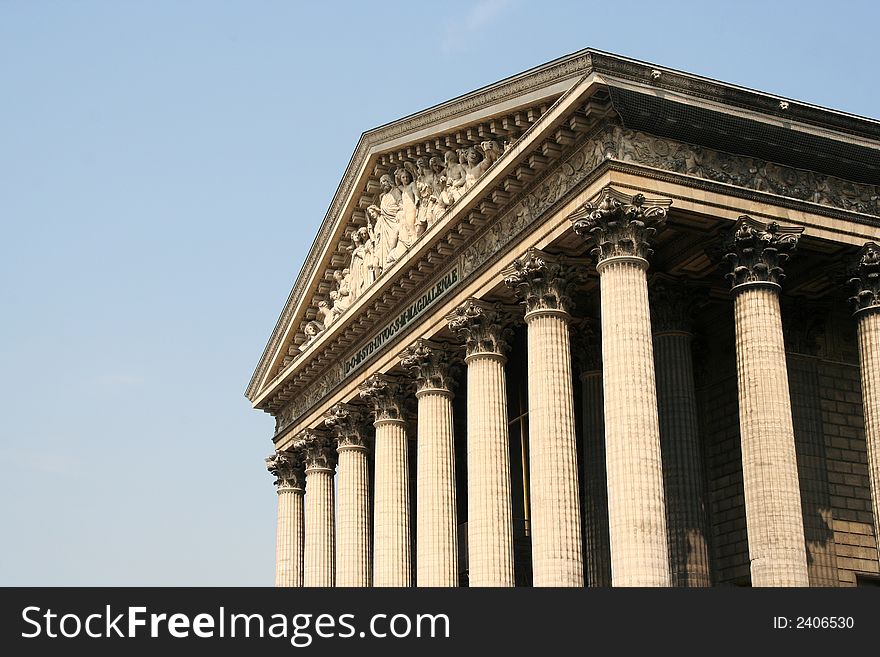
[445,298,515,359]
[399,339,457,394]
[724,216,803,293]
[324,402,370,451]
[358,373,407,423]
[849,241,880,318]
[266,450,305,492]
[502,248,582,318]
[572,317,602,376]
[294,430,337,472]
[569,186,671,264]
[650,278,702,334]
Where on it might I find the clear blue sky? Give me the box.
[1,1,877,585]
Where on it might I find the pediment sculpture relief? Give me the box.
[299,140,507,350]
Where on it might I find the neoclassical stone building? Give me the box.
[249,49,880,587]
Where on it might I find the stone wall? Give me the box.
[817,359,879,585]
[699,304,878,586]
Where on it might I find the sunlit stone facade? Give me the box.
[253,49,880,587]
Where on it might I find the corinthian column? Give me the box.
[503,249,584,586]
[724,217,808,586]
[447,299,516,587]
[849,241,880,567]
[573,321,612,587]
[267,450,305,587]
[400,339,459,587]
[650,279,712,587]
[359,374,411,587]
[325,403,371,587]
[570,187,672,586]
[295,430,337,587]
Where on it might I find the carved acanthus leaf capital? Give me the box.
[358,373,407,422]
[266,450,305,490]
[445,298,515,357]
[293,430,337,471]
[724,216,803,291]
[849,242,880,317]
[502,248,582,316]
[569,186,671,262]
[399,339,457,393]
[650,278,703,334]
[324,403,370,450]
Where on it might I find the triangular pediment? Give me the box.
[248,48,880,414]
[246,54,608,405]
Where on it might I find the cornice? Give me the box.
[247,47,880,405]
[245,52,596,402]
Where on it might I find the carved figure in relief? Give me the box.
[375,174,402,269]
[358,226,378,286]
[331,269,351,314]
[439,149,466,205]
[299,320,324,351]
[416,157,443,238]
[347,228,369,300]
[426,156,449,224]
[365,204,386,275]
[395,166,419,253]
[463,146,488,192]
[317,300,335,328]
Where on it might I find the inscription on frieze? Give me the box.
[343,264,460,377]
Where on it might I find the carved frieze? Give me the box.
[262,106,880,407]
[270,116,878,430]
[597,123,880,217]
[502,248,581,316]
[724,216,803,290]
[462,120,880,283]
[359,374,407,423]
[461,126,610,278]
[849,242,880,317]
[399,339,457,393]
[266,450,305,491]
[277,362,344,433]
[570,187,671,262]
[446,298,515,357]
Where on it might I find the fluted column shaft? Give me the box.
[580,370,612,587]
[733,284,809,586]
[850,243,880,567]
[466,351,515,586]
[599,256,671,586]
[267,452,306,588]
[303,465,335,587]
[416,388,458,586]
[570,186,673,587]
[373,418,411,587]
[275,486,304,587]
[857,312,880,560]
[855,315,880,552]
[336,444,371,586]
[525,309,583,586]
[654,329,712,587]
